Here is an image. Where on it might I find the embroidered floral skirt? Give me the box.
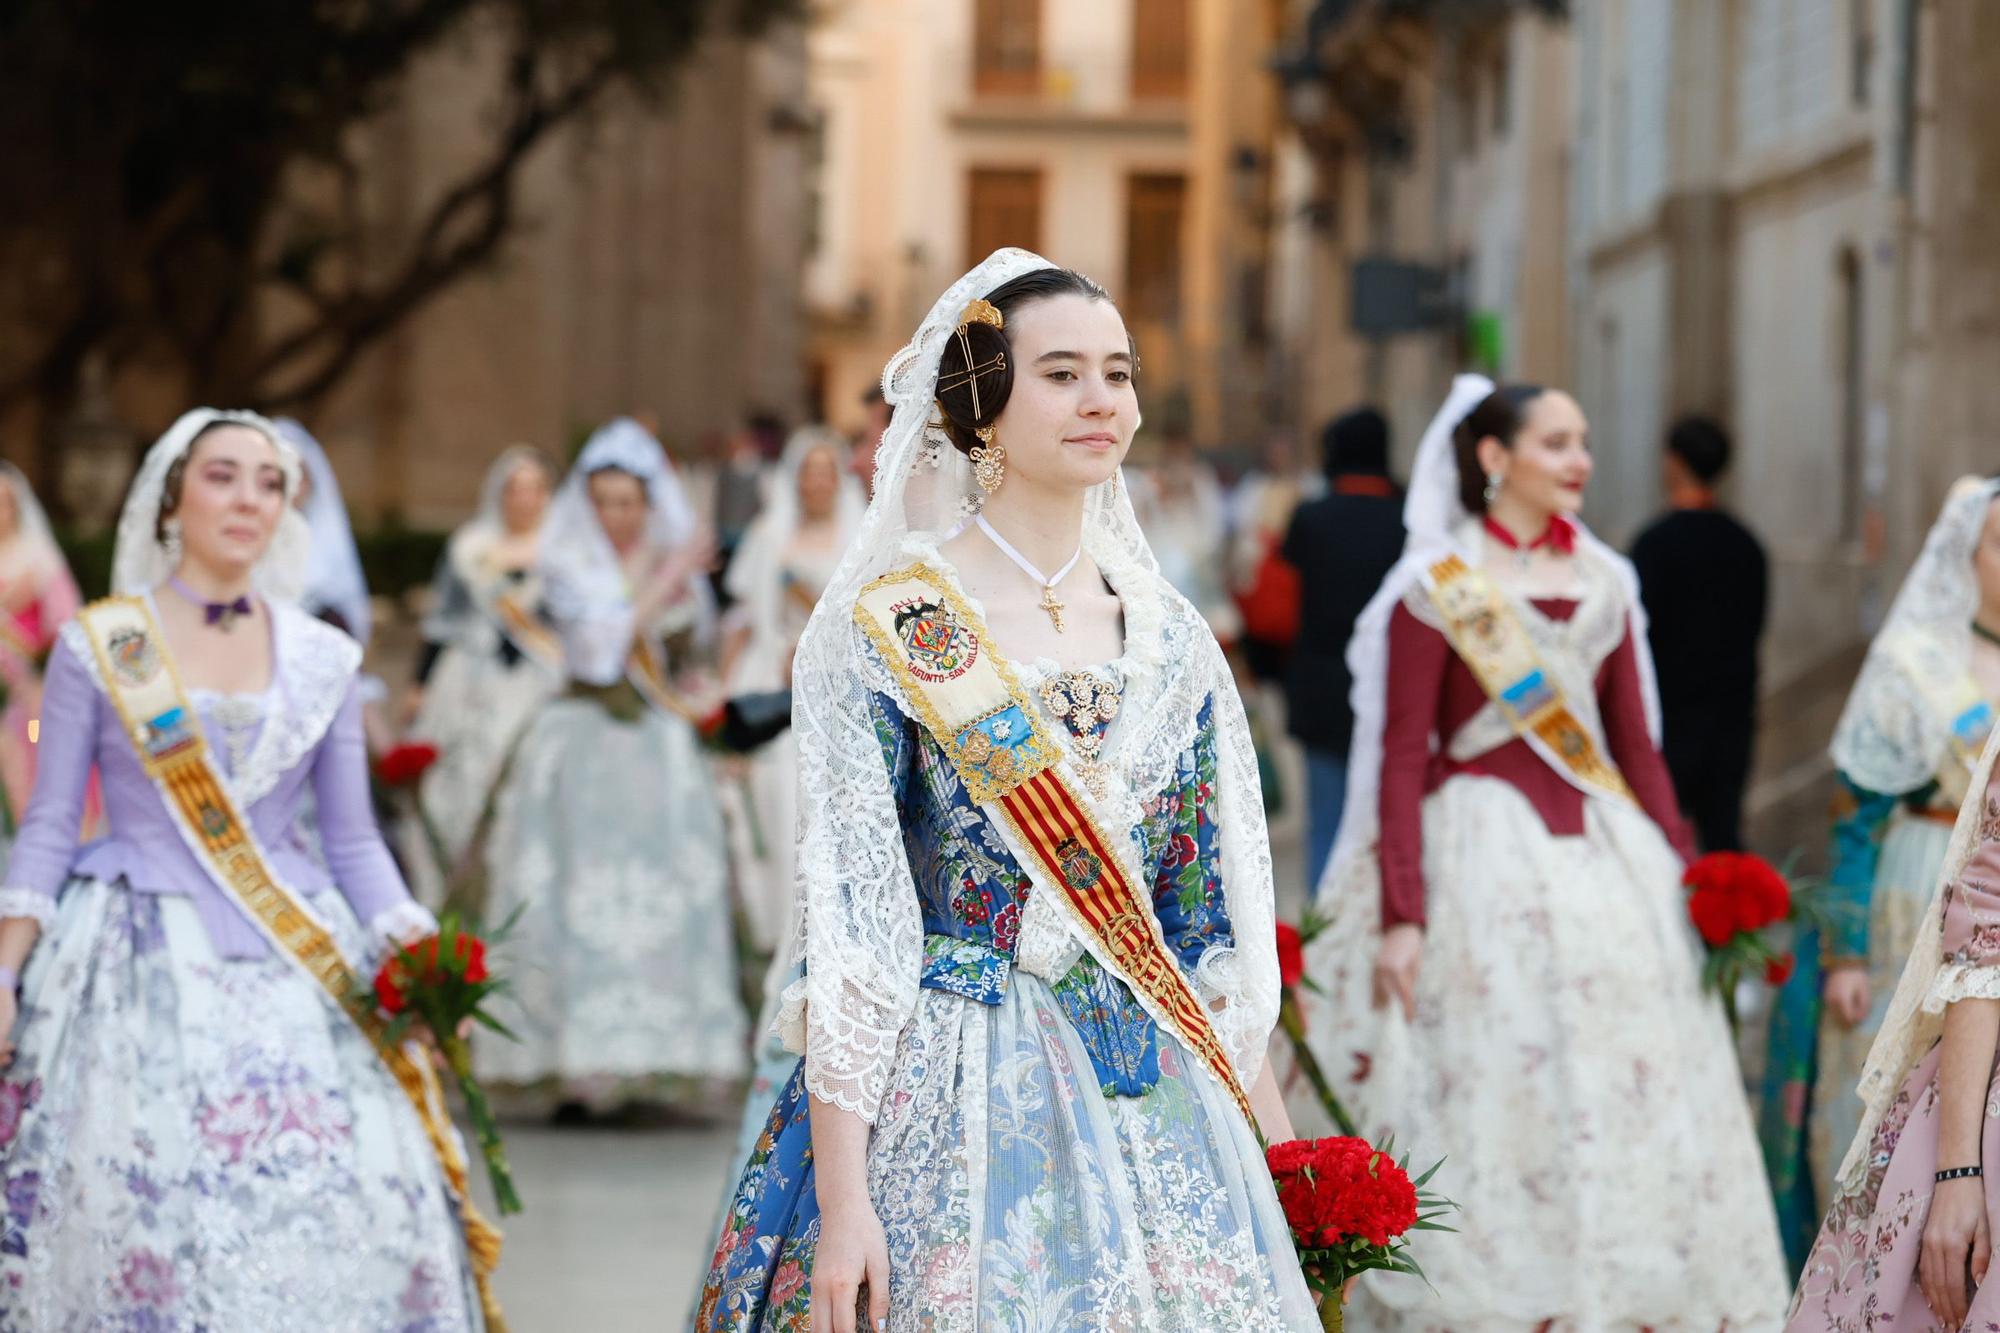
[1305,776,1790,1332]
[695,972,1319,1332]
[0,878,482,1332]
[475,697,748,1095]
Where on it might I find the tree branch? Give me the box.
[247,48,619,408]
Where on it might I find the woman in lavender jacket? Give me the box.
[0,411,484,1331]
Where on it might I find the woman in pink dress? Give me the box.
[1791,728,2000,1327]
[0,464,87,840]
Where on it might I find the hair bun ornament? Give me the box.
[958,298,1004,331]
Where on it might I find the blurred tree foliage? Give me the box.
[0,0,790,514]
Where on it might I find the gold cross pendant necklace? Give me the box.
[976,514,1081,634]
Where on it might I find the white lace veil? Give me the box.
[723,425,865,690]
[421,444,555,642]
[1829,476,2000,794]
[538,416,705,684]
[780,249,1279,1120]
[274,418,372,644]
[1316,373,1663,899]
[111,409,310,602]
[0,463,75,596]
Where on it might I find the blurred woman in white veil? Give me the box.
[274,418,373,645]
[719,426,865,953]
[697,252,1314,1331]
[475,418,746,1118]
[401,445,561,904]
[0,464,91,846]
[1299,376,1786,1331]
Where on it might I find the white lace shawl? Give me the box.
[275,418,373,646]
[773,248,1280,1122]
[1829,476,2000,794]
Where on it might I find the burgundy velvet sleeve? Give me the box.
[1598,622,1695,863]
[1379,603,1451,929]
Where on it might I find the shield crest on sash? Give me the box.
[107,628,162,687]
[893,598,978,683]
[1055,835,1103,891]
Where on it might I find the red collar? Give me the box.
[1332,474,1396,498]
[1482,513,1576,555]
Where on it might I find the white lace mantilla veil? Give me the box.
[422,444,552,642]
[111,409,310,602]
[1314,372,1663,903]
[1836,478,2000,1196]
[538,416,706,685]
[772,247,1281,1120]
[723,425,866,680]
[1829,476,2000,794]
[273,418,372,646]
[0,461,76,591]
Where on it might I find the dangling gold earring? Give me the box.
[970,425,1006,494]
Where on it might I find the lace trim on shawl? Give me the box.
[59,601,360,810]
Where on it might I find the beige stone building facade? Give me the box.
[298,21,815,526]
[1274,0,2000,850]
[802,0,1289,450]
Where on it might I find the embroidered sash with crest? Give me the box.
[1422,555,1638,808]
[854,563,1255,1126]
[75,597,509,1331]
[1884,630,1995,806]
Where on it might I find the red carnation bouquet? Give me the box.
[1684,850,1826,1030]
[1266,1135,1455,1331]
[362,911,523,1214]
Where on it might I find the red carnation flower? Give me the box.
[1688,887,1738,947]
[1276,922,1305,990]
[1765,951,1796,987]
[1266,1135,1420,1250]
[375,742,440,788]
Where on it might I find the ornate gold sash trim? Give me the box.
[855,563,1255,1125]
[1422,555,1637,809]
[76,597,508,1332]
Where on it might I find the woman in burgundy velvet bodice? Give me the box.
[1299,379,1786,1333]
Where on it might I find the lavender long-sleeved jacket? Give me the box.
[0,599,423,959]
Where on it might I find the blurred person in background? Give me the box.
[718,425,865,956]
[1280,407,1404,893]
[277,418,374,647]
[0,411,491,1329]
[1228,428,1321,685]
[714,411,784,580]
[0,463,94,851]
[1630,416,1768,853]
[1301,377,1785,1331]
[400,445,562,905]
[1130,426,1241,647]
[474,418,746,1122]
[1762,477,2000,1271]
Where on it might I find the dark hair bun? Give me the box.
[935,318,1015,454]
[931,267,1116,458]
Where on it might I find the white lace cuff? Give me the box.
[1192,945,1269,1085]
[369,900,439,947]
[802,980,911,1123]
[0,887,56,929]
[1926,960,2000,1012]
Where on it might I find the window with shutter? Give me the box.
[974,0,1041,97]
[1124,173,1187,325]
[966,168,1044,266]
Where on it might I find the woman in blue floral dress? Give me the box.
[695,252,1316,1332]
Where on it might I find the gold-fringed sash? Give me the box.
[488,590,563,674]
[1422,555,1637,809]
[854,563,1255,1126]
[76,597,508,1332]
